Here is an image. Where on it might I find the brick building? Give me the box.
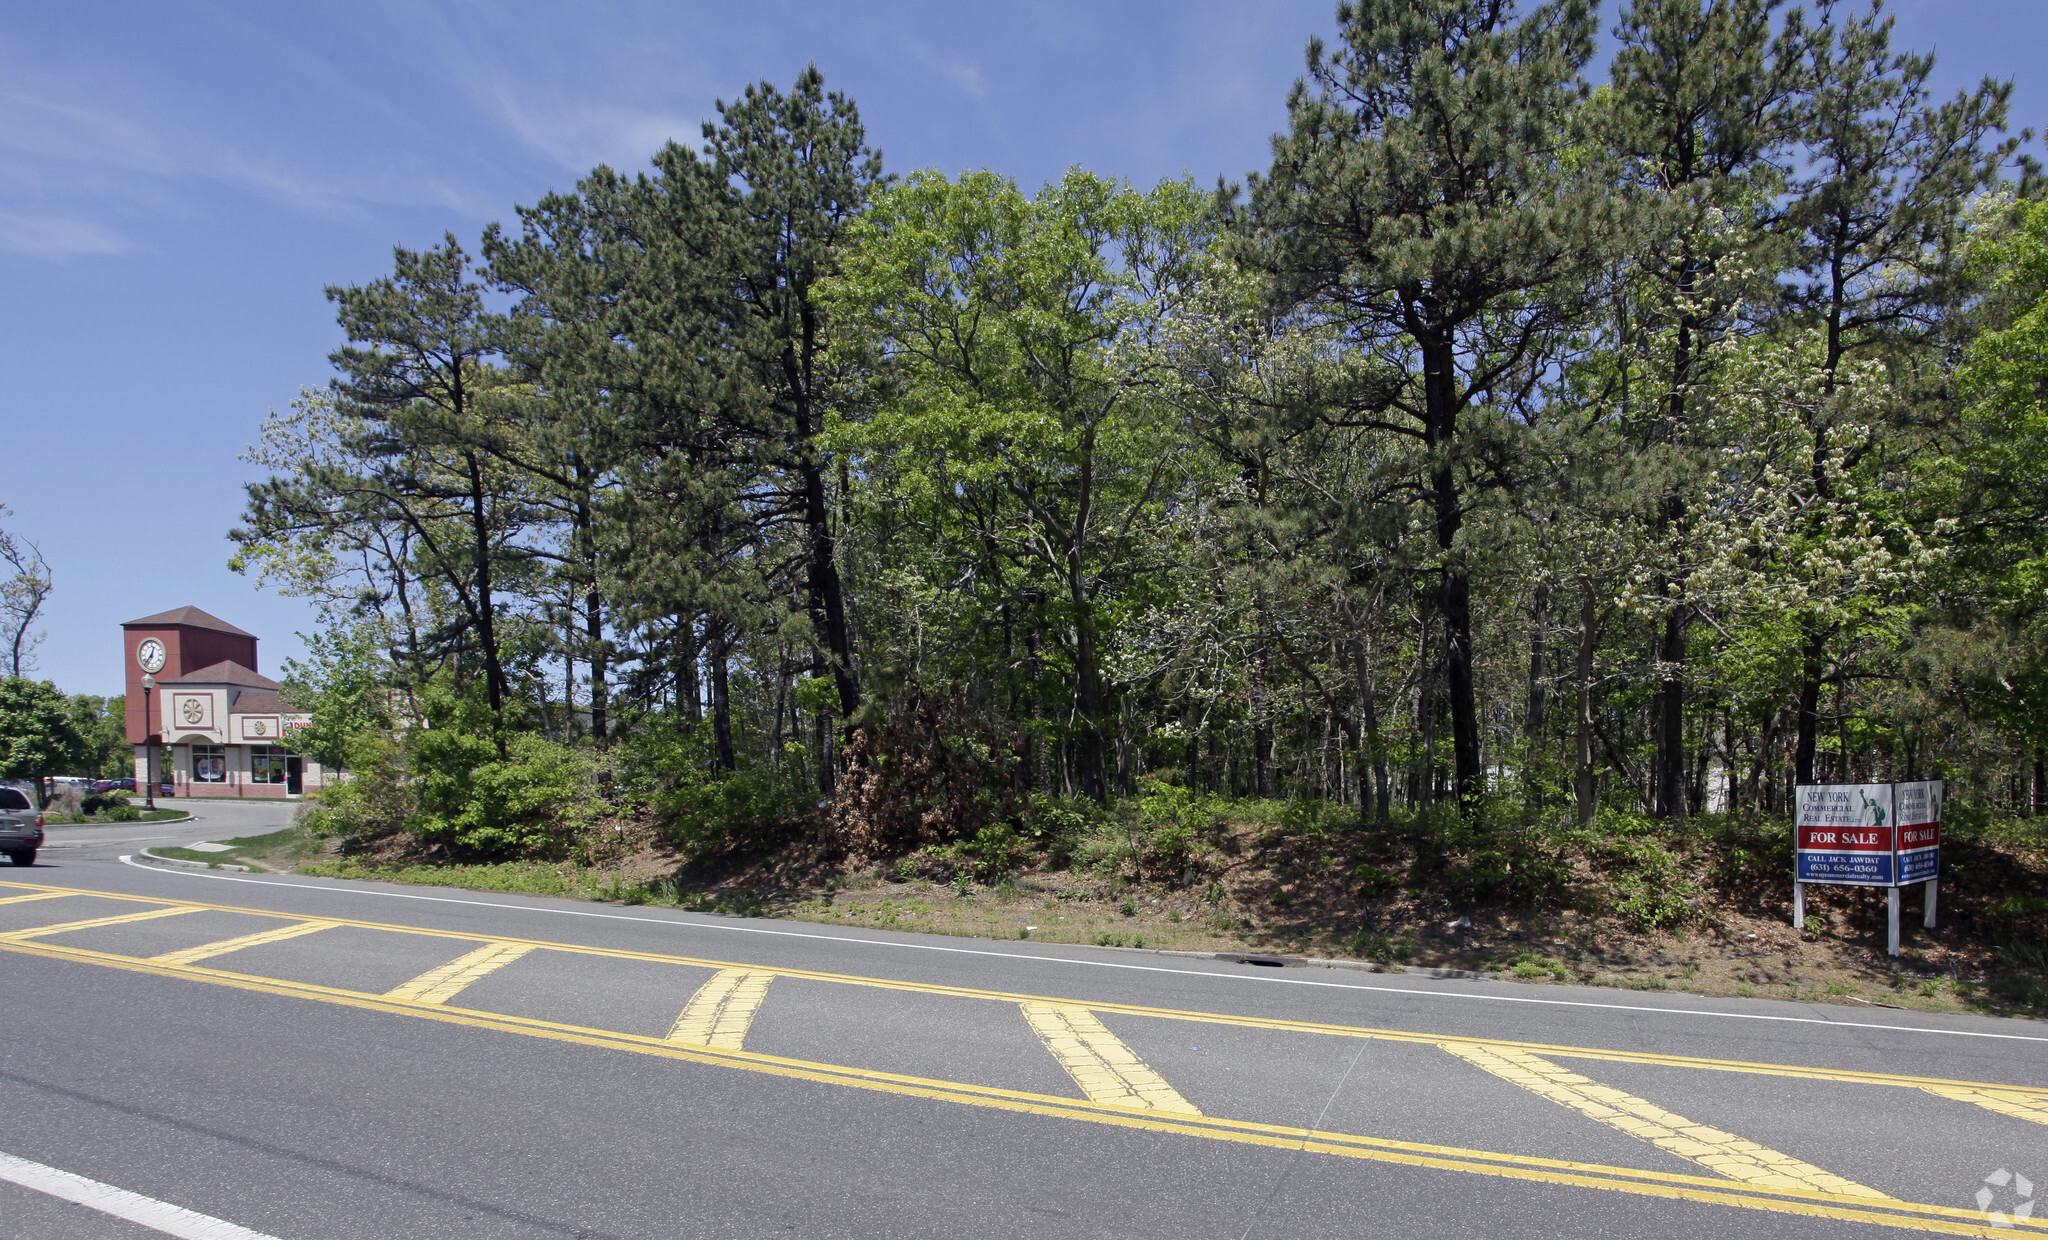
[122,606,332,798]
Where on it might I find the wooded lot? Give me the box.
[235,0,2048,889]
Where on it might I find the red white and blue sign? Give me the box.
[1795,781,1942,888]
[1796,783,1895,885]
[1894,780,1942,884]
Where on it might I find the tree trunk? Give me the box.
[1416,612,1438,810]
[2023,746,2039,823]
[1442,569,1481,806]
[1655,603,1686,820]
[463,448,507,754]
[1575,584,1599,827]
[1793,630,1825,785]
[709,616,735,771]
[1069,550,1108,802]
[680,619,702,725]
[1420,334,1481,808]
[1354,638,1389,821]
[788,330,860,726]
[1526,581,1549,739]
[572,457,608,744]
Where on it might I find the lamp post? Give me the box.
[141,673,156,811]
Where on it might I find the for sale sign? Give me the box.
[1894,780,1943,884]
[1796,783,1896,886]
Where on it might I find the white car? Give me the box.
[0,786,43,865]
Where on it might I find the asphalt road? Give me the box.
[2,804,2045,1239]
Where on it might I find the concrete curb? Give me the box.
[1136,946,1494,981]
[133,847,249,874]
[43,810,194,827]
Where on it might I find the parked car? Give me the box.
[0,786,44,865]
[95,778,136,793]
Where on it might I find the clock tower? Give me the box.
[120,607,259,744]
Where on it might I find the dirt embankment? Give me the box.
[250,806,2048,1020]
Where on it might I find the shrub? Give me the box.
[300,728,414,843]
[415,731,597,857]
[961,822,1028,879]
[1145,823,1197,874]
[1352,863,1399,897]
[654,762,817,853]
[1022,794,1101,868]
[826,699,1026,863]
[82,791,129,815]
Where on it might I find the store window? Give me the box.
[191,745,226,783]
[250,746,289,784]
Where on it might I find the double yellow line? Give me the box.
[3,881,2043,1236]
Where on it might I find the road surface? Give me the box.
[2,802,2044,1238]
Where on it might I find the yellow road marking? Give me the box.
[384,942,534,1005]
[0,933,2036,1238]
[1920,1085,2048,1127]
[1022,1002,1201,1114]
[668,969,773,1049]
[0,906,195,940]
[3,880,2044,1106]
[1443,1042,1886,1198]
[0,891,71,906]
[150,920,338,966]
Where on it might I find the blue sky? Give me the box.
[2,0,2040,697]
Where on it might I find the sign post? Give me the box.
[1794,781,1940,957]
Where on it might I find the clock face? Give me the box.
[136,639,167,674]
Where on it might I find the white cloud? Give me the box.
[899,39,989,101]
[473,79,702,174]
[0,210,127,258]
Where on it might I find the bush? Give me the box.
[1021,794,1102,867]
[825,700,1026,863]
[627,716,818,854]
[413,731,597,857]
[961,822,1028,879]
[654,763,817,853]
[300,729,415,843]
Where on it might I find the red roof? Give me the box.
[159,661,281,690]
[121,606,256,638]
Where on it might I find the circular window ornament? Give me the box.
[250,720,268,736]
[181,699,205,725]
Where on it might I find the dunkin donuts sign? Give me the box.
[1795,781,1941,888]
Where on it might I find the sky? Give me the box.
[2,0,2042,697]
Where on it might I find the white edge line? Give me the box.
[109,855,2048,1046]
[0,1149,285,1240]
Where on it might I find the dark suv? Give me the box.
[0,786,44,865]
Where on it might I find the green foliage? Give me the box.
[228,29,2048,943]
[653,764,816,853]
[0,678,92,802]
[279,621,393,772]
[1351,863,1399,897]
[299,680,597,859]
[632,718,817,853]
[63,694,129,779]
[414,731,597,857]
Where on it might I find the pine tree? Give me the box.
[1780,0,2016,784]
[1604,0,1798,817]
[1247,0,1619,807]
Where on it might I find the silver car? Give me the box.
[0,785,44,865]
